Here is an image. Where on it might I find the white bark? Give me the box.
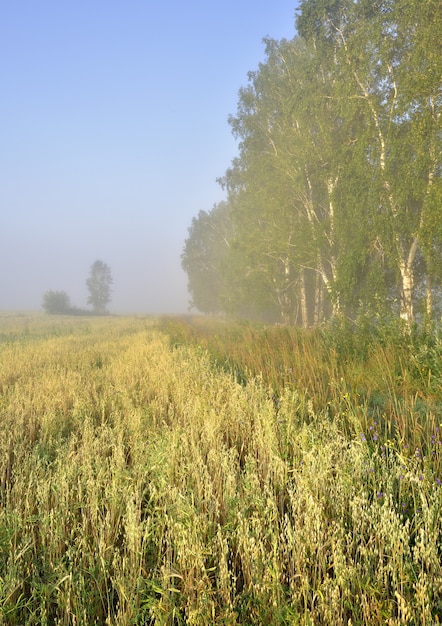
[399,260,414,324]
[303,167,339,315]
[426,273,433,322]
[299,266,309,328]
[398,236,419,324]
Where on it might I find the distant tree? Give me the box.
[42,290,71,314]
[86,260,112,314]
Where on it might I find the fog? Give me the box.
[1,2,297,314]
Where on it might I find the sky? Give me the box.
[1,1,299,314]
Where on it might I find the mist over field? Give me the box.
[2,0,440,325]
[0,2,297,314]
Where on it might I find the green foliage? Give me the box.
[42,290,71,314]
[181,202,233,314]
[183,0,442,325]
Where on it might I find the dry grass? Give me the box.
[0,313,441,624]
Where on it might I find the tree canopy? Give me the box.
[182,0,442,325]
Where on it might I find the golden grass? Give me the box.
[0,314,441,624]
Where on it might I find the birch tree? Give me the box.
[297,0,442,324]
[224,36,377,323]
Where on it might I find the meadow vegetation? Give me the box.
[0,312,441,624]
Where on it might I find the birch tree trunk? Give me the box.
[299,266,309,328]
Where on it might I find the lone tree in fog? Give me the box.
[86,260,112,314]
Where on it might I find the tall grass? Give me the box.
[161,315,442,450]
[0,314,441,624]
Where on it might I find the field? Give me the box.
[0,313,441,625]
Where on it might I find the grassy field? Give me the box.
[0,312,441,624]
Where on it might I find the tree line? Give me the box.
[42,260,113,315]
[182,0,441,326]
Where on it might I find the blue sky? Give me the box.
[1,1,298,314]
